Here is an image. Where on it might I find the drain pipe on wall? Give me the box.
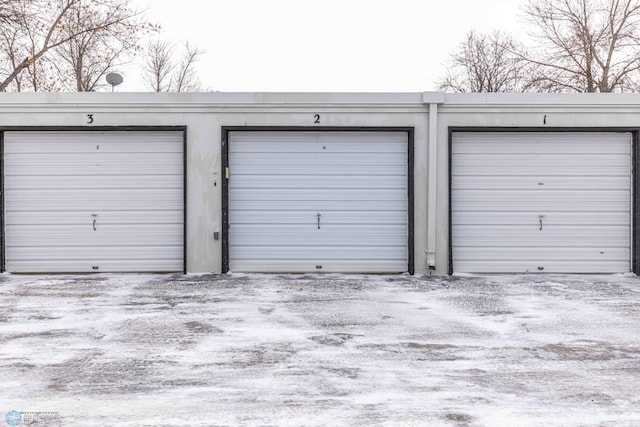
[423,92,445,274]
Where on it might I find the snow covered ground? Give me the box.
[0,273,639,426]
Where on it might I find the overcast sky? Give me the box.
[124,0,526,92]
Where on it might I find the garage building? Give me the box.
[0,92,637,275]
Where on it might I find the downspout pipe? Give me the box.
[423,92,445,273]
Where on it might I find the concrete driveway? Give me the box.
[0,273,639,426]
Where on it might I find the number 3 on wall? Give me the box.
[87,114,94,124]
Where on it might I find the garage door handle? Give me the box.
[93,219,97,231]
[539,216,544,231]
[317,213,321,229]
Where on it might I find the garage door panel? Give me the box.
[6,211,184,225]
[453,164,628,177]
[4,141,182,154]
[454,153,629,167]
[453,133,630,154]
[453,143,630,155]
[231,225,407,246]
[230,174,407,190]
[230,188,407,202]
[453,225,629,246]
[8,246,183,261]
[6,224,183,246]
[231,152,407,166]
[7,152,181,166]
[453,190,630,211]
[231,164,406,176]
[453,176,631,191]
[6,189,183,211]
[7,139,182,177]
[231,132,406,153]
[6,163,181,176]
[453,211,630,226]
[452,202,626,212]
[231,142,403,154]
[231,200,407,212]
[4,175,182,190]
[230,259,407,273]
[457,261,630,274]
[229,131,409,273]
[4,131,184,273]
[452,132,631,273]
[230,246,406,259]
[454,247,629,262]
[7,259,183,273]
[5,132,182,154]
[232,210,408,225]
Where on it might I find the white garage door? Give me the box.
[228,131,409,273]
[4,131,184,273]
[452,132,632,273]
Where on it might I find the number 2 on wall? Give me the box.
[314,114,320,124]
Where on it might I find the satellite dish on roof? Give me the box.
[106,73,123,92]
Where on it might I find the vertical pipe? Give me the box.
[423,92,445,273]
[427,103,438,272]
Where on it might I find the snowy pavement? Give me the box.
[0,273,639,427]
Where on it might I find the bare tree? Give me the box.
[0,0,19,24]
[0,0,153,92]
[0,0,63,91]
[438,30,531,92]
[53,1,155,92]
[143,40,205,92]
[0,15,26,91]
[171,42,205,92]
[522,0,640,92]
[144,39,175,92]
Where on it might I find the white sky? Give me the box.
[122,0,526,92]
